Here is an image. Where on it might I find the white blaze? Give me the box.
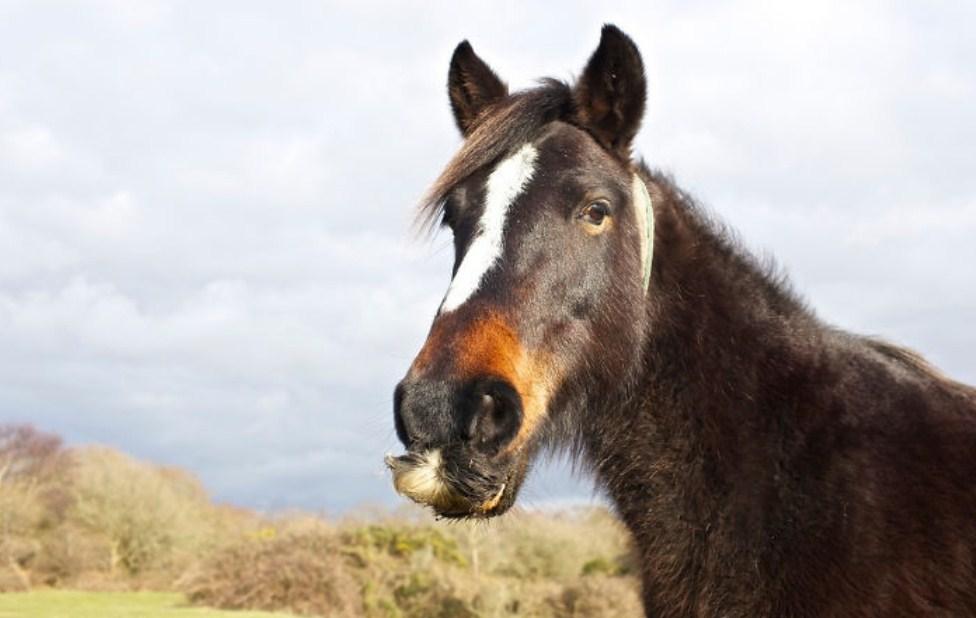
[440,143,539,313]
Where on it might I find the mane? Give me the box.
[417,79,573,232]
[863,336,976,395]
[644,169,972,399]
[637,165,812,319]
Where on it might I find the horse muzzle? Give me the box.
[385,446,512,518]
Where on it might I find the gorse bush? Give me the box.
[345,524,467,567]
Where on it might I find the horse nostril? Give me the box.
[465,378,523,454]
[463,393,495,440]
[481,393,495,418]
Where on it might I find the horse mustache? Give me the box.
[385,448,508,518]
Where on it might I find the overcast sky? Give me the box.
[1,1,973,513]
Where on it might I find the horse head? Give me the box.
[388,25,655,518]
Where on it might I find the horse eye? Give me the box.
[579,201,610,226]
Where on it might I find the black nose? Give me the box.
[394,376,523,455]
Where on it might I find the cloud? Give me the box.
[0,2,973,511]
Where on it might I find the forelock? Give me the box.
[417,80,572,232]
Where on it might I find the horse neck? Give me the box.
[644,172,817,399]
[587,171,821,523]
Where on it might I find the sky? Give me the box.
[1,1,974,513]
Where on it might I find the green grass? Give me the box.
[0,590,294,618]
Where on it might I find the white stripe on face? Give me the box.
[440,143,539,313]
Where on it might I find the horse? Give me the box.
[386,24,976,617]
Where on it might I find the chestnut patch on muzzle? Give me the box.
[385,444,510,518]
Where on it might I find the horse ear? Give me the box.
[448,41,508,136]
[573,25,647,156]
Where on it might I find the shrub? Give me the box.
[580,552,634,577]
[0,426,263,589]
[374,571,475,618]
[469,508,636,581]
[547,576,643,617]
[0,481,44,545]
[550,577,643,618]
[0,425,645,616]
[69,447,217,577]
[345,524,467,567]
[0,424,65,483]
[30,522,111,586]
[180,529,363,617]
[0,424,71,589]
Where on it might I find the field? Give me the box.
[0,590,291,618]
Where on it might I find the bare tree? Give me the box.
[0,424,67,590]
[0,424,64,486]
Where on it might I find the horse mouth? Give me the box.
[385,449,511,519]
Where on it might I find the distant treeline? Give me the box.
[0,424,640,616]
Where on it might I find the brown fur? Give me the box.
[595,172,976,616]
